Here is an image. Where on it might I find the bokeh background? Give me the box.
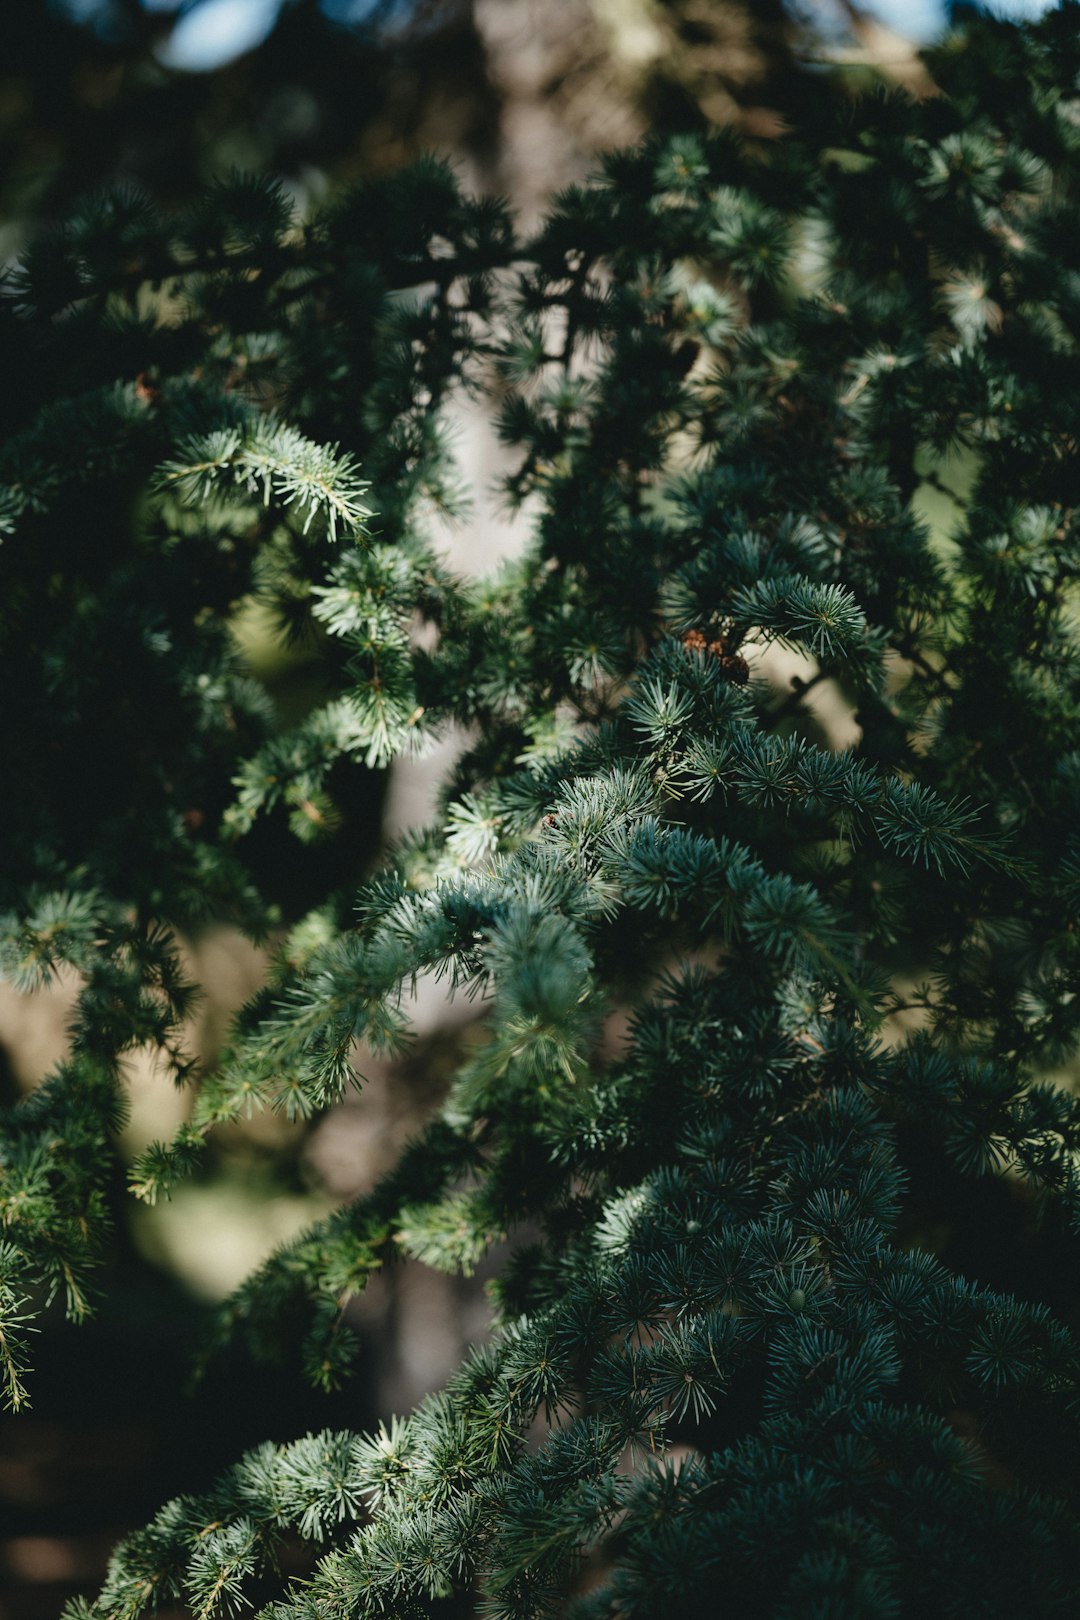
[0,2,1061,1615]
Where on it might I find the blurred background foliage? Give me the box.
[0,1,1062,1615]
[0,0,1006,247]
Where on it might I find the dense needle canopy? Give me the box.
[2,6,1080,1618]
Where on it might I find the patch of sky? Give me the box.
[793,0,1057,44]
[153,0,284,71]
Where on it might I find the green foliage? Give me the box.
[3,5,1080,1614]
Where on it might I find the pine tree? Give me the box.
[3,5,1080,1616]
